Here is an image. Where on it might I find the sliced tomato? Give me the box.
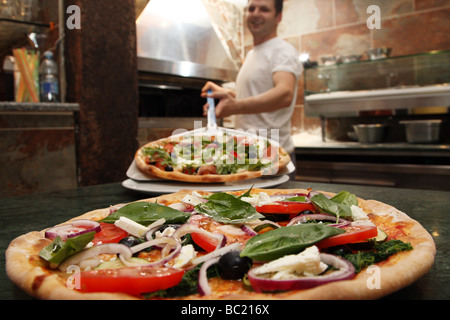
[163,142,175,154]
[154,161,168,170]
[316,225,378,249]
[92,222,128,245]
[78,266,184,295]
[191,232,218,252]
[255,202,316,218]
[182,166,197,175]
[189,214,251,252]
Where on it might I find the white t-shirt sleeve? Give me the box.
[271,45,303,78]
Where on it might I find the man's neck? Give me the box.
[253,33,277,46]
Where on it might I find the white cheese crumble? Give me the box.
[240,192,284,207]
[114,216,149,237]
[154,226,176,238]
[350,205,369,221]
[254,246,328,279]
[350,205,375,227]
[172,244,197,268]
[180,191,205,206]
[173,156,203,171]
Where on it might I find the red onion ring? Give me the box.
[58,243,132,271]
[172,224,227,250]
[45,219,101,241]
[191,242,240,266]
[144,218,167,241]
[240,224,258,236]
[197,256,220,296]
[120,237,182,268]
[287,214,350,227]
[247,253,355,293]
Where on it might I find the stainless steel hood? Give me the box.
[136,0,238,83]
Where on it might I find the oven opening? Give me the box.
[139,84,205,117]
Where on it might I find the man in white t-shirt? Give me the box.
[201,0,302,179]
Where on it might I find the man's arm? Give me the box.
[201,71,296,118]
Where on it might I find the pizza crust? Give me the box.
[6,189,436,300]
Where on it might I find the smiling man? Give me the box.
[201,0,302,179]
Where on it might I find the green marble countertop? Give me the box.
[1,181,448,300]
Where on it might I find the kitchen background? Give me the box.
[0,0,449,197]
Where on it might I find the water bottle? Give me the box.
[39,51,59,102]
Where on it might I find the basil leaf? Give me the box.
[39,232,95,265]
[238,186,254,199]
[331,191,358,207]
[240,224,345,261]
[195,192,264,224]
[311,193,353,219]
[285,195,307,202]
[99,202,190,225]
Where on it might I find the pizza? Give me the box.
[6,188,435,300]
[134,131,291,183]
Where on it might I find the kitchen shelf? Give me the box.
[0,101,79,113]
[304,50,450,117]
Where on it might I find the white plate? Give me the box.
[122,175,290,195]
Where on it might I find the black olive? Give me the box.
[155,224,181,234]
[261,213,290,222]
[119,236,141,248]
[217,251,253,280]
[165,165,173,172]
[147,224,183,240]
[119,236,145,256]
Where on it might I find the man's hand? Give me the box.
[200,70,295,119]
[201,81,238,118]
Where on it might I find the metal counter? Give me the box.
[295,142,450,190]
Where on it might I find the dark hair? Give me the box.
[248,0,284,15]
[275,0,283,15]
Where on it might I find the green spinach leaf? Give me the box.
[285,195,308,202]
[99,202,190,225]
[240,224,345,261]
[333,240,413,273]
[311,193,353,219]
[331,191,358,207]
[39,231,95,265]
[195,192,264,224]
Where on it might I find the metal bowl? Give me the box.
[341,54,362,63]
[352,124,386,143]
[399,120,442,143]
[320,55,340,66]
[367,47,392,60]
